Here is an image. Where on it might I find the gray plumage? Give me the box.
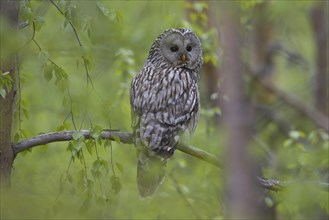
[130,28,203,197]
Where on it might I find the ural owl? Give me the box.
[130,28,203,197]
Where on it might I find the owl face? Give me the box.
[148,28,203,71]
[160,29,202,69]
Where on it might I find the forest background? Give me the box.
[0,0,328,219]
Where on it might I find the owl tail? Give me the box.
[137,150,166,198]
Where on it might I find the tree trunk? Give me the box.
[219,2,263,218]
[248,3,278,218]
[0,0,19,187]
[310,2,328,116]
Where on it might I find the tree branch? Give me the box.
[11,130,329,192]
[12,130,133,154]
[258,79,329,133]
[12,130,220,168]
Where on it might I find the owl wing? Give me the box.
[131,66,199,135]
[186,83,200,134]
[130,70,143,133]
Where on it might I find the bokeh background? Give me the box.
[1,1,328,219]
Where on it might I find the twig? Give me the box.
[49,0,95,89]
[256,177,285,192]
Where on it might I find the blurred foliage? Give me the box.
[0,0,328,219]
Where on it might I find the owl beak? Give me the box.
[181,54,187,64]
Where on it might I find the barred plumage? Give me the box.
[130,28,203,197]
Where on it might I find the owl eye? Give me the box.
[170,45,179,52]
[186,45,192,52]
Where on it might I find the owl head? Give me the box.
[147,28,203,71]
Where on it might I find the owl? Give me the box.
[130,28,203,197]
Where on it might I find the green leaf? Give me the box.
[85,140,94,155]
[34,16,45,31]
[43,64,54,81]
[283,139,293,148]
[56,125,65,132]
[73,142,82,152]
[92,159,101,170]
[87,178,94,191]
[264,196,275,208]
[110,175,122,194]
[112,135,121,144]
[91,169,100,179]
[4,76,13,88]
[96,2,110,17]
[64,121,71,130]
[21,99,28,108]
[14,132,21,142]
[289,130,305,140]
[103,139,111,148]
[21,129,28,139]
[0,71,13,95]
[22,108,29,119]
[56,65,68,80]
[87,27,91,39]
[63,18,69,28]
[0,88,6,98]
[54,70,62,85]
[96,3,122,22]
[90,127,100,138]
[67,174,73,183]
[20,1,33,23]
[308,131,319,144]
[192,2,208,12]
[56,79,66,93]
[100,159,109,173]
[115,10,123,22]
[67,142,74,153]
[90,125,103,141]
[298,153,310,166]
[109,9,120,22]
[72,131,84,140]
[38,51,49,65]
[115,162,124,174]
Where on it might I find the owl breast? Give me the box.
[131,65,200,158]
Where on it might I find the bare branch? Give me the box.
[11,130,329,192]
[258,79,329,133]
[12,130,133,154]
[178,142,222,168]
[256,177,284,192]
[257,177,329,192]
[12,130,220,168]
